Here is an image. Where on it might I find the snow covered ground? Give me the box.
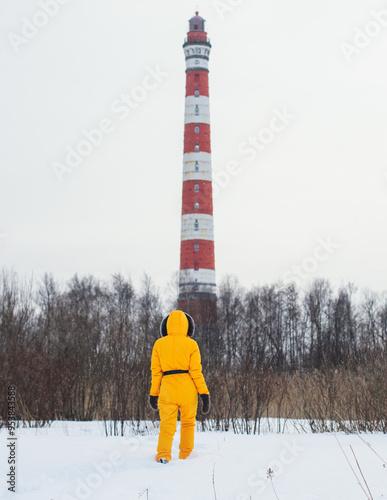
[0,421,386,500]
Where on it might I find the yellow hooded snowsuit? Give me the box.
[150,310,209,462]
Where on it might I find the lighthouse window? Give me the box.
[195,125,199,134]
[195,161,199,171]
[194,219,199,230]
[194,183,199,192]
[194,89,199,97]
[195,143,199,152]
[194,259,199,271]
[194,24,198,30]
[194,200,199,210]
[195,105,199,116]
[195,60,200,65]
[195,48,201,54]
[194,242,199,251]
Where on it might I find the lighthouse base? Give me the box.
[178,292,217,325]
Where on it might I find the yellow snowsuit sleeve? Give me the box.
[150,342,163,396]
[189,341,209,395]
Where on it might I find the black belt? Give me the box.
[163,370,189,376]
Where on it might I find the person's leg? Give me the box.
[157,399,178,462]
[178,394,198,459]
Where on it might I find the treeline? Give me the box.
[0,270,386,433]
[208,277,387,434]
[0,271,163,431]
[213,276,387,371]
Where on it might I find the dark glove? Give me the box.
[149,395,159,411]
[200,394,210,415]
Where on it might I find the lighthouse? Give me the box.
[178,12,217,325]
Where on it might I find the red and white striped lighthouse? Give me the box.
[178,12,217,324]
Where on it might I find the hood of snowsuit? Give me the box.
[166,310,189,336]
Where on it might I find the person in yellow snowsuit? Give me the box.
[149,310,210,463]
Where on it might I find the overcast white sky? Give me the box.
[1,0,387,294]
